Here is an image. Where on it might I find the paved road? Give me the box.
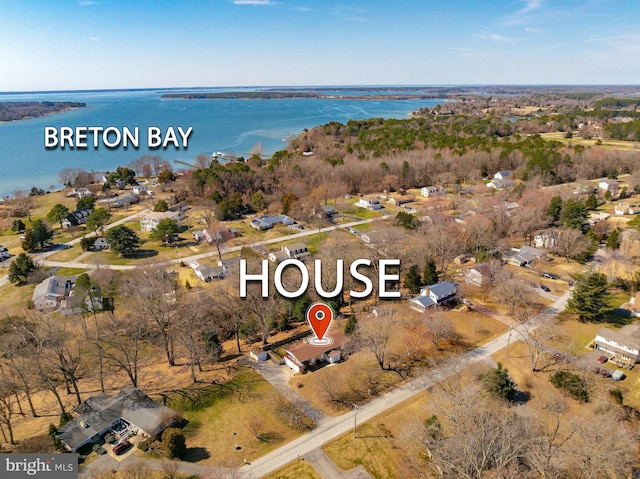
[237,289,571,478]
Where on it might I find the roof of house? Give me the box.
[252,215,294,227]
[520,246,545,257]
[203,225,234,242]
[142,211,182,222]
[285,331,349,364]
[410,296,436,309]
[427,281,457,301]
[57,388,177,451]
[285,243,308,252]
[495,170,511,177]
[32,275,75,301]
[596,326,640,352]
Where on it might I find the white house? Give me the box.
[268,250,289,263]
[594,326,640,367]
[284,243,309,260]
[421,186,446,198]
[69,187,93,199]
[534,231,558,249]
[487,178,515,190]
[355,197,383,210]
[133,185,147,195]
[599,180,619,192]
[190,262,229,282]
[494,170,511,180]
[140,210,183,232]
[409,281,457,312]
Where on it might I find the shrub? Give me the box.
[59,412,73,426]
[137,437,154,452]
[162,427,186,459]
[550,371,589,402]
[481,363,518,401]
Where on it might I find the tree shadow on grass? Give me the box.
[183,447,210,463]
[125,249,158,259]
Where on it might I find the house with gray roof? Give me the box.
[32,275,75,311]
[594,325,640,367]
[250,215,295,231]
[56,388,178,453]
[410,281,458,312]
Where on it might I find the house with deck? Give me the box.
[140,210,183,232]
[410,281,458,312]
[56,388,178,453]
[594,326,640,368]
[283,331,349,373]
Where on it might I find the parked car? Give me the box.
[597,355,609,364]
[593,367,611,378]
[541,285,551,292]
[113,440,131,455]
[542,272,559,280]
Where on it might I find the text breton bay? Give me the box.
[44,126,193,149]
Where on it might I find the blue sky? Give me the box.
[1,0,638,91]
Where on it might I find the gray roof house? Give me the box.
[594,326,640,367]
[410,281,457,312]
[56,388,178,453]
[250,215,295,230]
[32,275,75,311]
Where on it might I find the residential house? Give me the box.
[421,186,446,197]
[629,205,640,215]
[355,197,383,210]
[614,203,627,215]
[284,243,309,260]
[0,245,9,260]
[599,180,619,193]
[465,263,497,288]
[250,215,295,231]
[494,170,511,180]
[630,292,640,317]
[62,208,93,229]
[56,388,178,453]
[319,205,336,218]
[190,262,229,282]
[32,275,75,311]
[505,246,544,267]
[268,250,289,263]
[283,330,349,373]
[99,193,140,208]
[409,281,457,312]
[202,225,236,244]
[93,237,110,251]
[487,178,515,190]
[594,326,640,367]
[132,185,147,195]
[534,230,559,249]
[140,210,183,232]
[69,187,93,199]
[588,211,610,225]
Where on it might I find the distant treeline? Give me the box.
[594,98,640,110]
[162,91,321,100]
[0,101,86,121]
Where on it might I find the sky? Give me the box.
[0,0,639,91]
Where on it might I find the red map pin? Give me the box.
[306,302,334,346]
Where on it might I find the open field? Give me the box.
[540,132,640,150]
[263,459,321,479]
[166,369,306,467]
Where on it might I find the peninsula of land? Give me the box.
[0,101,86,122]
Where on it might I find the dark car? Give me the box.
[541,285,551,292]
[113,440,131,455]
[594,367,612,378]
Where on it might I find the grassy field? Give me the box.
[540,132,640,150]
[263,460,321,479]
[166,368,306,467]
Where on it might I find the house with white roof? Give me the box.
[355,197,383,210]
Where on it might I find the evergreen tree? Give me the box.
[149,218,180,244]
[76,196,96,210]
[8,253,36,285]
[344,315,357,335]
[423,257,438,285]
[86,208,112,235]
[46,204,70,229]
[104,225,140,257]
[153,199,169,212]
[162,428,187,459]
[606,229,621,250]
[560,199,588,229]
[404,264,422,294]
[567,272,613,322]
[481,362,518,401]
[547,195,563,223]
[250,191,266,212]
[11,219,25,233]
[585,192,598,210]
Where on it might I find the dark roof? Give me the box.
[57,388,176,451]
[428,281,457,301]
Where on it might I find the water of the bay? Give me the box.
[0,88,443,195]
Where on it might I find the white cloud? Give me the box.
[89,36,99,42]
[333,6,368,22]
[78,1,97,5]
[473,32,514,43]
[294,7,312,12]
[503,0,544,27]
[233,0,276,5]
[524,27,543,33]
